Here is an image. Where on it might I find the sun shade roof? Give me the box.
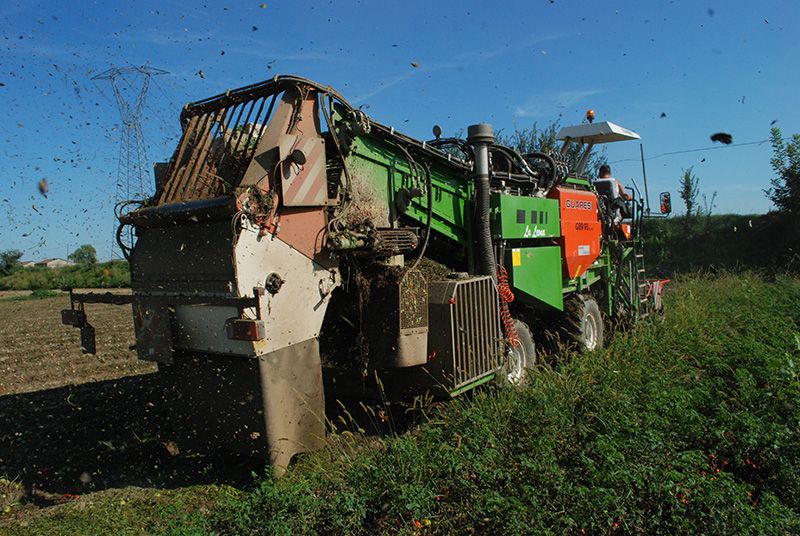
[556,121,641,144]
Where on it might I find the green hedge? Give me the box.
[642,212,798,276]
[0,261,130,290]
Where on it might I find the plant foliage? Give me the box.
[765,127,800,217]
[497,121,607,178]
[193,273,800,535]
[0,260,130,290]
[679,167,700,218]
[0,250,23,276]
[68,244,98,266]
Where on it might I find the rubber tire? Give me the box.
[566,295,604,352]
[498,319,536,386]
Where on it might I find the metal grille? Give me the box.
[450,277,503,388]
[157,92,279,205]
[373,228,419,255]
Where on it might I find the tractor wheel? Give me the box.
[565,295,604,352]
[498,319,536,386]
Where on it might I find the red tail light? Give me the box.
[226,319,266,341]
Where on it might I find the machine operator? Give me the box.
[594,164,631,225]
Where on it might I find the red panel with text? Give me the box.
[547,186,602,279]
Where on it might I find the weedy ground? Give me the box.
[1,272,799,535]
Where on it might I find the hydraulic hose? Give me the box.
[467,124,497,282]
[525,151,558,192]
[408,162,433,272]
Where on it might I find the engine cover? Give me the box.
[548,186,602,279]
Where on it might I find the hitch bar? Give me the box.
[60,291,135,354]
[61,288,265,355]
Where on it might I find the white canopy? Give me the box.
[556,121,641,144]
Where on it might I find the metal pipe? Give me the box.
[640,143,651,215]
[576,141,595,176]
[467,123,496,281]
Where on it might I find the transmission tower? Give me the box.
[92,65,168,256]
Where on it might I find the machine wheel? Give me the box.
[566,295,604,352]
[498,319,536,386]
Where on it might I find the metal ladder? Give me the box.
[635,250,649,319]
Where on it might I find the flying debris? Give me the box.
[710,132,733,145]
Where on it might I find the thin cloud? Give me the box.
[351,71,418,104]
[514,89,604,118]
[452,32,573,63]
[113,28,218,46]
[353,32,574,105]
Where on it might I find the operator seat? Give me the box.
[594,178,631,220]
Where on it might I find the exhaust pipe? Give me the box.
[467,123,496,281]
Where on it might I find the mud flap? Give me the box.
[159,338,325,476]
[258,338,326,474]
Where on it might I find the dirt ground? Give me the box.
[0,294,407,525]
[0,295,255,522]
[0,291,154,396]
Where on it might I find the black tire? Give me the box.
[565,295,604,352]
[498,319,536,386]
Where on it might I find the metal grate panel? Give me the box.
[374,228,420,256]
[157,92,279,205]
[442,277,503,389]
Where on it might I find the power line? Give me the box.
[610,137,778,164]
[91,65,168,258]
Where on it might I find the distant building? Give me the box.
[18,260,36,268]
[35,258,74,268]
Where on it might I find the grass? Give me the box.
[197,273,800,535]
[1,486,241,536]
[0,261,130,291]
[3,271,798,534]
[0,289,61,302]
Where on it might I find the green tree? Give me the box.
[765,127,800,216]
[497,121,607,177]
[69,244,98,265]
[0,249,23,276]
[679,167,700,218]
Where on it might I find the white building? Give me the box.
[35,258,75,268]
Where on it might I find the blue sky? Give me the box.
[1,0,797,260]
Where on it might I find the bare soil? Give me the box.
[0,296,254,523]
[0,295,420,527]
[0,291,152,396]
